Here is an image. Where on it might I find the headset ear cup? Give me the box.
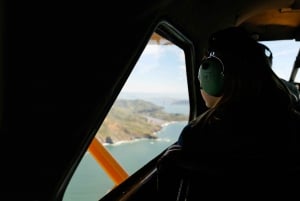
[198,57,224,97]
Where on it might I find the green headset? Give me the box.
[198,53,224,97]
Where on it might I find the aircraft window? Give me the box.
[260,40,300,83]
[63,33,190,201]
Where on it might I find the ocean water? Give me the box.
[63,121,187,201]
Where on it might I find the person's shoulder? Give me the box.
[289,108,300,121]
[186,109,227,131]
[287,109,300,140]
[280,78,300,101]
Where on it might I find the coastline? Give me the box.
[101,121,180,146]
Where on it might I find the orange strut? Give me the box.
[88,137,129,185]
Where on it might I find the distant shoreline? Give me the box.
[102,121,182,146]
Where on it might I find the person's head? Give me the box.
[258,43,300,104]
[198,26,291,110]
[258,43,273,67]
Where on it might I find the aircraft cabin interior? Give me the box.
[1,0,300,200]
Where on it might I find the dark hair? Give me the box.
[196,27,294,124]
[258,43,273,67]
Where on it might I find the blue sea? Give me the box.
[63,102,188,201]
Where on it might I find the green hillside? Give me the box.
[95,99,188,144]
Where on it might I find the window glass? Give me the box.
[260,40,300,82]
[63,33,190,201]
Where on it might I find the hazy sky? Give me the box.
[261,40,300,81]
[122,44,187,97]
[122,40,299,97]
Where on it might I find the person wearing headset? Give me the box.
[156,27,300,200]
[258,43,300,105]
